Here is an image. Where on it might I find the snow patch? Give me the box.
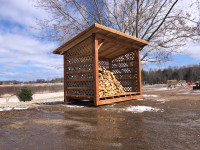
[143,94,158,98]
[104,106,162,113]
[14,107,29,110]
[154,87,169,91]
[137,98,144,101]
[65,105,84,108]
[0,107,29,111]
[0,107,12,111]
[32,92,64,100]
[123,106,161,113]
[156,99,168,103]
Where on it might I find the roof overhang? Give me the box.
[53,23,148,55]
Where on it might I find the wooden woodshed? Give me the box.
[53,23,148,106]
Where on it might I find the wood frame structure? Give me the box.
[53,23,148,106]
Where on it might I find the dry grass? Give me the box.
[0,83,63,97]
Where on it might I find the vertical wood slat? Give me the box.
[131,51,134,92]
[92,33,99,106]
[64,54,69,102]
[137,49,142,95]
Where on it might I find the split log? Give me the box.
[99,67,125,97]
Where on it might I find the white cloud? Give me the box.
[183,43,200,61]
[0,30,63,81]
[172,40,200,62]
[0,0,48,27]
[0,0,63,81]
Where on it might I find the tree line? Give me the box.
[142,64,200,84]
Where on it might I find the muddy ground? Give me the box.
[0,85,200,150]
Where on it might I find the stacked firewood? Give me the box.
[99,67,125,97]
[167,80,178,88]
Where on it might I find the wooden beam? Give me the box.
[66,70,92,74]
[111,66,138,70]
[133,49,139,58]
[96,33,141,49]
[67,61,92,67]
[109,59,112,71]
[67,87,93,90]
[137,49,142,95]
[97,95,142,105]
[100,92,140,98]
[67,94,94,100]
[92,33,100,106]
[98,39,104,50]
[111,60,137,64]
[67,78,93,82]
[64,54,69,102]
[65,53,92,59]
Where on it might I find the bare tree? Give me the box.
[34,0,200,62]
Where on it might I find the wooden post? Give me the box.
[92,33,99,106]
[109,60,112,71]
[64,54,69,102]
[137,49,142,95]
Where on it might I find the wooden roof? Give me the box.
[53,23,148,56]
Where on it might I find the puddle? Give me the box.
[145,119,200,127]
[104,106,163,113]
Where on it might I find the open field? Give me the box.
[0,83,63,97]
[0,85,200,150]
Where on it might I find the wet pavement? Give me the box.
[0,86,200,150]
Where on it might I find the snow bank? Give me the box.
[0,107,12,111]
[32,92,64,100]
[0,92,64,105]
[0,95,19,104]
[143,94,158,97]
[156,99,168,103]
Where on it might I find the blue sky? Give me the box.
[0,0,199,81]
